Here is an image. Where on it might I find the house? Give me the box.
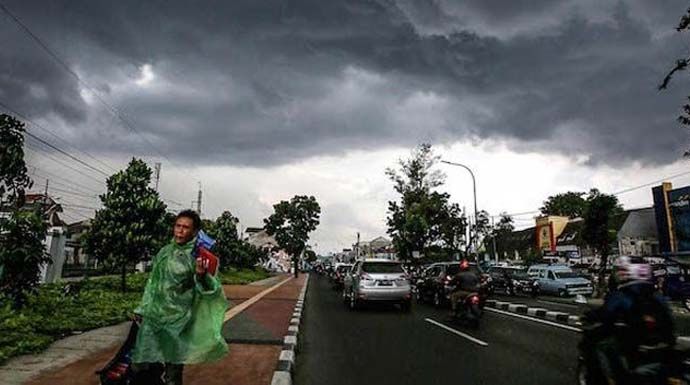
[616,207,659,256]
[353,236,396,260]
[1,193,68,283]
[244,227,292,272]
[64,219,92,266]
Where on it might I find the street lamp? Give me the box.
[441,160,478,258]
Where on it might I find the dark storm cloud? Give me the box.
[1,0,688,167]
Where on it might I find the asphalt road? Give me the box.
[295,274,581,385]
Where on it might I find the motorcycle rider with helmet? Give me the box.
[449,259,480,316]
[581,256,676,384]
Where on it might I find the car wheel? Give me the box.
[558,289,567,298]
[684,297,690,312]
[433,291,442,308]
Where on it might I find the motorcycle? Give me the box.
[449,286,485,328]
[575,295,690,385]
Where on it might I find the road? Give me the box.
[295,274,581,385]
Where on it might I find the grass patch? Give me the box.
[218,267,272,285]
[0,273,147,365]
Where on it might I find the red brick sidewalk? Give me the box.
[23,274,307,385]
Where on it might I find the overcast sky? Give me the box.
[3,0,690,253]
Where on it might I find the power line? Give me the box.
[0,2,188,173]
[611,169,690,195]
[25,131,109,176]
[24,145,105,184]
[0,101,118,174]
[29,166,103,195]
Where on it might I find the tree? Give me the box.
[209,211,239,269]
[386,143,467,262]
[489,213,514,261]
[264,195,321,278]
[83,158,167,292]
[582,189,623,293]
[659,8,690,154]
[0,114,32,204]
[540,191,587,218]
[471,210,492,255]
[0,114,49,308]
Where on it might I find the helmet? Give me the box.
[613,256,652,284]
[459,259,470,272]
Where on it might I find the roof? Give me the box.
[617,207,657,239]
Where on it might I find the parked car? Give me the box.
[487,266,539,296]
[332,263,353,290]
[342,259,412,311]
[416,262,489,307]
[527,264,594,297]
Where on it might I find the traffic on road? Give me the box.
[303,257,690,385]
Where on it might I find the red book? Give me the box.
[197,247,219,276]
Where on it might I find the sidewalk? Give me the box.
[2,273,308,385]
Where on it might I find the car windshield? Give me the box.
[554,271,578,279]
[361,262,404,274]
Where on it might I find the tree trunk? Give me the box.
[597,253,608,298]
[121,263,127,293]
[293,256,299,278]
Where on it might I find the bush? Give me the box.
[0,273,147,365]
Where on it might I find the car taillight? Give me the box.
[643,314,657,331]
[470,295,480,305]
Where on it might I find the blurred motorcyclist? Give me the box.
[449,259,480,315]
[582,256,675,384]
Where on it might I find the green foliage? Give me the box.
[229,241,270,269]
[385,144,467,262]
[0,114,32,203]
[0,273,148,364]
[659,8,690,135]
[209,211,239,267]
[218,267,271,285]
[540,191,587,218]
[264,195,321,270]
[83,158,167,292]
[0,114,48,308]
[0,210,50,307]
[582,189,624,271]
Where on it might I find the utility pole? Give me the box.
[491,215,497,263]
[43,179,49,205]
[153,163,161,191]
[196,183,202,216]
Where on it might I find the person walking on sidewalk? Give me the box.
[131,210,228,385]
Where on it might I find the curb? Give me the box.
[485,299,582,326]
[270,274,309,385]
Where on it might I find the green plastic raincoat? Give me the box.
[132,238,228,364]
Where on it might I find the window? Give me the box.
[361,262,404,273]
[548,271,556,280]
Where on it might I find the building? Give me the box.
[244,227,292,272]
[653,182,690,262]
[64,219,92,266]
[353,236,396,260]
[616,207,659,256]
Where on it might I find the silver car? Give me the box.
[343,259,412,311]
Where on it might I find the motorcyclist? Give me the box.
[449,259,480,316]
[582,256,675,384]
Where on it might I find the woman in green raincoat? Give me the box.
[132,210,228,385]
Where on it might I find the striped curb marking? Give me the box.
[485,299,581,326]
[271,274,310,385]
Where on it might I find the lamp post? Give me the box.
[441,160,478,258]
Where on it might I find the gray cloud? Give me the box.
[1,0,689,168]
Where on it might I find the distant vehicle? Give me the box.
[654,261,690,311]
[342,259,411,311]
[487,266,539,296]
[332,263,353,290]
[527,264,593,297]
[416,262,489,307]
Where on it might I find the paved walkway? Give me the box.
[1,273,308,385]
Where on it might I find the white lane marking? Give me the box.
[424,318,489,347]
[485,307,582,333]
[537,300,579,308]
